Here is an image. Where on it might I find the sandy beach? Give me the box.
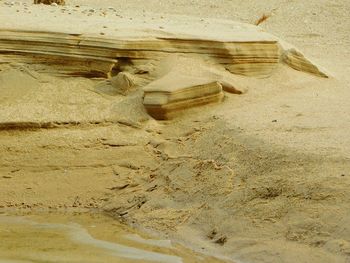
[0,0,350,262]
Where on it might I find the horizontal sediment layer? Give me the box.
[0,121,112,131]
[0,4,328,78]
[0,29,280,78]
[144,92,224,120]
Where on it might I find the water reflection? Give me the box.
[0,213,225,263]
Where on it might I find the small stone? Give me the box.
[214,236,227,245]
[110,72,135,96]
[207,228,217,239]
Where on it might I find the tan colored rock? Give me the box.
[278,39,329,78]
[0,8,328,79]
[93,72,148,97]
[143,71,224,120]
[0,51,116,78]
[150,55,248,94]
[110,72,135,96]
[282,48,328,78]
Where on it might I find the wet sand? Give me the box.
[0,1,350,263]
[0,213,226,263]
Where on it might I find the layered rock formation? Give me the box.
[143,55,250,119]
[0,4,328,79]
[0,3,328,120]
[0,29,280,78]
[143,73,224,120]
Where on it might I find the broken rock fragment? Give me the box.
[143,72,224,120]
[110,72,135,96]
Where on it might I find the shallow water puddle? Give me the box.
[0,213,223,263]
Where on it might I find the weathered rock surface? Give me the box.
[278,40,329,78]
[94,72,137,96]
[143,72,224,120]
[150,55,249,94]
[142,55,251,119]
[282,48,328,78]
[0,4,327,78]
[0,3,329,121]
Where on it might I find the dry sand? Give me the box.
[0,0,350,263]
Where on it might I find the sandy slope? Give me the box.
[0,1,350,263]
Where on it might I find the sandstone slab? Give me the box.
[0,4,328,78]
[143,72,224,120]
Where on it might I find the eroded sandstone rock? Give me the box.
[0,8,328,79]
[150,55,249,94]
[143,72,224,120]
[110,72,135,96]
